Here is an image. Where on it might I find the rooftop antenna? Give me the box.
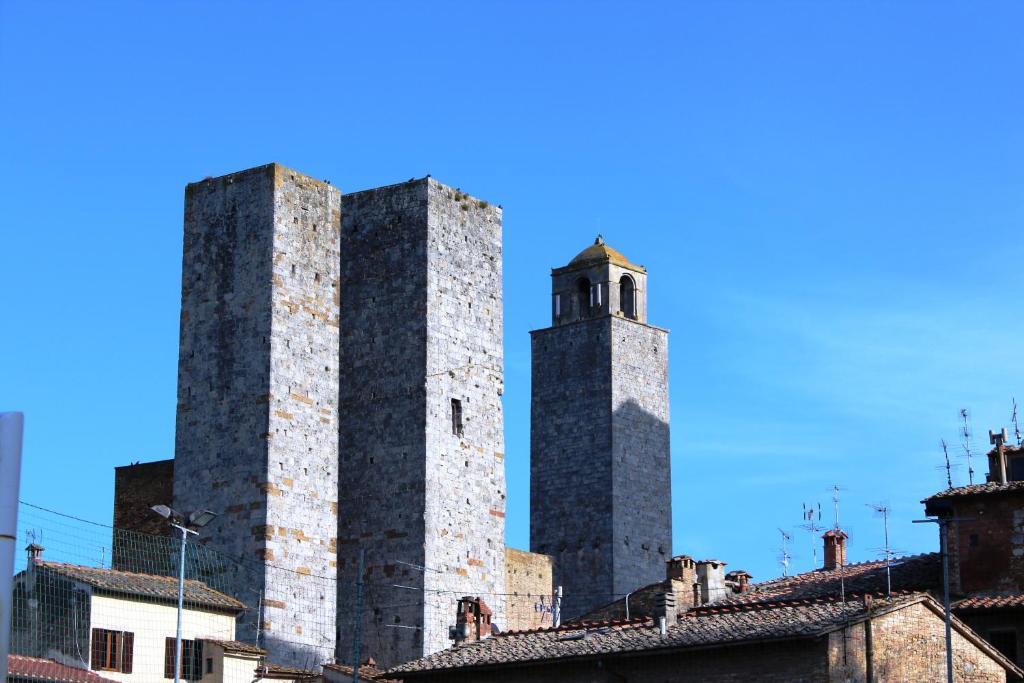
[831,484,843,530]
[778,528,792,577]
[1013,398,1022,447]
[800,502,826,570]
[960,408,975,484]
[866,504,893,599]
[831,484,848,606]
[939,439,956,489]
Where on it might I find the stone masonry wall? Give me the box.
[422,180,506,655]
[337,179,505,667]
[112,458,174,569]
[609,315,671,599]
[505,548,554,632]
[337,180,431,668]
[530,312,670,619]
[530,318,615,619]
[828,601,1007,682]
[174,164,340,667]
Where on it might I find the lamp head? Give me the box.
[188,510,218,528]
[150,504,176,520]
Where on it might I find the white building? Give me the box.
[10,546,283,682]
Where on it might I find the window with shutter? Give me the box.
[120,632,133,673]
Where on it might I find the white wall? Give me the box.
[89,594,237,682]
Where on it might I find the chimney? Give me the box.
[990,428,1009,484]
[696,559,727,605]
[654,591,677,635]
[666,555,696,582]
[726,570,752,593]
[26,543,44,565]
[822,529,848,570]
[451,596,492,645]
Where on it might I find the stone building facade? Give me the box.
[173,164,343,666]
[335,179,506,665]
[505,548,554,632]
[530,237,671,619]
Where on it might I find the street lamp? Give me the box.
[913,514,973,683]
[151,504,217,683]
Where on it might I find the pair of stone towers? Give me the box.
[174,165,505,668]
[170,163,671,669]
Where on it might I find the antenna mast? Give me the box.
[941,439,953,489]
[1013,398,1022,447]
[867,504,892,599]
[778,528,792,577]
[800,502,825,570]
[960,409,975,485]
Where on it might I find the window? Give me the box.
[164,638,203,680]
[989,629,1018,663]
[451,399,464,437]
[206,657,214,674]
[1011,456,1024,482]
[91,629,133,673]
[552,293,561,319]
[575,278,591,318]
[619,275,636,319]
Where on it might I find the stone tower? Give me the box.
[336,179,506,666]
[174,164,341,666]
[530,236,671,619]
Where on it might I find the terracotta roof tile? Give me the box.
[715,553,941,606]
[390,595,923,675]
[202,639,266,655]
[923,480,1024,502]
[30,561,245,612]
[954,594,1024,611]
[7,655,118,682]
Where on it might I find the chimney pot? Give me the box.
[26,543,44,564]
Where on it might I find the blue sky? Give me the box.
[2,1,1022,582]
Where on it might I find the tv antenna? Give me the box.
[778,528,792,577]
[960,408,976,484]
[800,502,826,569]
[831,484,845,530]
[936,439,962,489]
[1013,398,1022,447]
[866,503,899,599]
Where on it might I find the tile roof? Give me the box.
[923,480,1024,502]
[7,655,117,682]
[203,639,266,655]
[954,594,1024,611]
[391,595,924,675]
[31,560,246,612]
[256,662,321,680]
[714,553,942,606]
[324,660,398,681]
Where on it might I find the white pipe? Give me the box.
[0,412,25,681]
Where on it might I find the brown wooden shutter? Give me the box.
[120,632,134,673]
[164,637,175,679]
[90,628,102,670]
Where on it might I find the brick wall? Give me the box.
[505,548,553,631]
[947,492,1024,594]
[112,458,174,569]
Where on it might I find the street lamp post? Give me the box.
[913,515,972,683]
[151,505,217,683]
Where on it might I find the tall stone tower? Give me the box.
[336,179,506,666]
[530,236,671,619]
[174,164,341,666]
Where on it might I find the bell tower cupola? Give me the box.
[550,235,647,325]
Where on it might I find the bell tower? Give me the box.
[530,236,671,620]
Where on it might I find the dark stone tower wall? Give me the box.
[337,179,505,667]
[174,164,341,666]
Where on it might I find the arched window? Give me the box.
[576,278,591,319]
[619,275,636,319]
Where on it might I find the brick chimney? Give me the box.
[726,570,752,593]
[822,529,848,570]
[655,591,677,635]
[451,596,493,645]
